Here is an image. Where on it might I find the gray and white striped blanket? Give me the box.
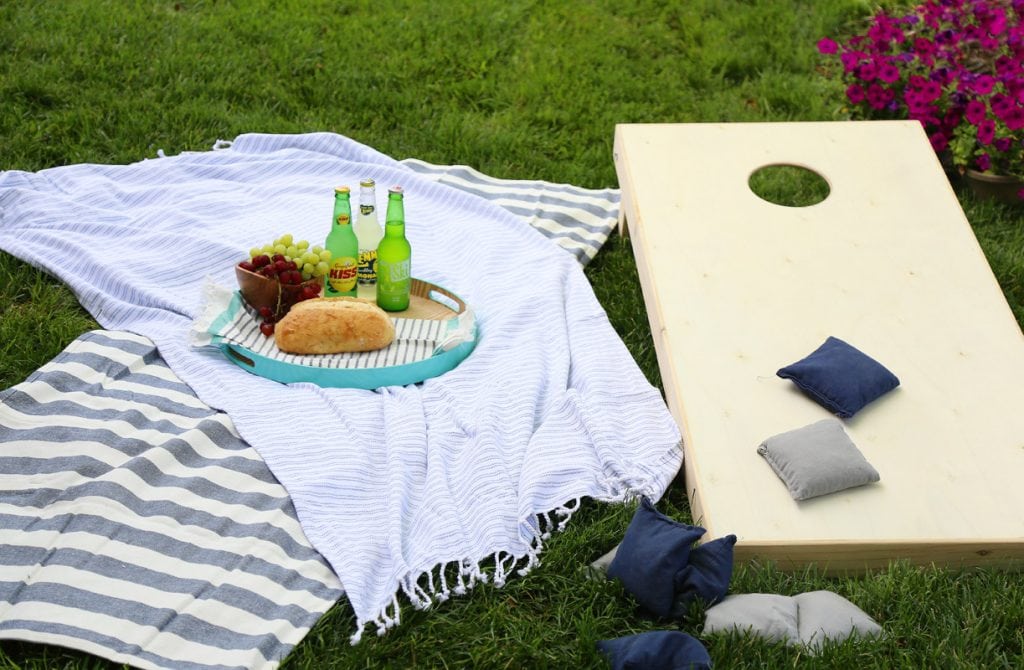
[401,158,618,265]
[0,330,343,670]
[0,148,622,670]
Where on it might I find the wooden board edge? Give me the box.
[734,539,1024,574]
[613,124,713,536]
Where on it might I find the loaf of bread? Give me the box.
[274,297,395,354]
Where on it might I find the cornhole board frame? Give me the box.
[613,121,1024,573]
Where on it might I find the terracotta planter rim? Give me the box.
[965,168,1022,183]
[964,168,1024,205]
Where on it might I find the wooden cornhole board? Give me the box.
[613,121,1024,572]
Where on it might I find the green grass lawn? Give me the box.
[2,1,1024,668]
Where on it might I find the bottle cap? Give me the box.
[335,186,350,195]
[389,185,403,194]
[360,178,375,188]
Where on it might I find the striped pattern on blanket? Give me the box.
[0,330,343,670]
[400,158,619,265]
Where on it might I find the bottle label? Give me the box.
[327,257,358,294]
[358,249,377,284]
[377,259,411,307]
[379,259,410,286]
[377,259,411,310]
[360,204,374,216]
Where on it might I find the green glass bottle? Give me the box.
[375,186,411,312]
[324,186,359,298]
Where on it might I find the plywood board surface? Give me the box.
[613,121,1024,571]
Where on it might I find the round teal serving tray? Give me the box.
[221,279,477,389]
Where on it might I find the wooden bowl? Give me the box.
[235,264,322,316]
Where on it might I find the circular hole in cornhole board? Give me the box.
[748,164,830,207]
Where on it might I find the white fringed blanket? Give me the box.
[0,133,682,641]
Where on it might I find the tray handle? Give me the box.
[226,346,256,368]
[425,285,467,314]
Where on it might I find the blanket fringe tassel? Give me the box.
[348,464,673,644]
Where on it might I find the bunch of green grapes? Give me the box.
[247,233,331,281]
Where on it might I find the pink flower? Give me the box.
[857,62,878,82]
[817,38,839,54]
[818,0,1024,176]
[867,12,904,44]
[919,80,943,101]
[914,37,937,58]
[867,83,896,110]
[978,118,996,144]
[991,93,1013,118]
[965,99,988,124]
[911,108,941,126]
[943,108,965,133]
[1005,108,1024,130]
[840,51,865,73]
[1008,79,1024,103]
[987,8,1008,35]
[968,75,997,95]
[908,75,930,91]
[878,62,901,83]
[996,55,1021,77]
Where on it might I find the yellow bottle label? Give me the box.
[357,249,377,284]
[327,257,358,293]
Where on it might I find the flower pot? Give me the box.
[965,169,1024,206]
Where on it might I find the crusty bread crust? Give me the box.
[274,297,396,354]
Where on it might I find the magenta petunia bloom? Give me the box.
[1010,82,1024,104]
[866,83,895,110]
[978,118,996,144]
[840,51,864,73]
[990,93,1012,118]
[970,75,997,95]
[943,107,964,126]
[929,131,949,152]
[818,0,1024,178]
[988,8,1008,35]
[857,62,878,82]
[878,63,901,83]
[920,80,942,101]
[1005,108,1024,130]
[929,66,955,86]
[995,55,1021,77]
[908,74,929,91]
[965,99,988,125]
[914,36,937,57]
